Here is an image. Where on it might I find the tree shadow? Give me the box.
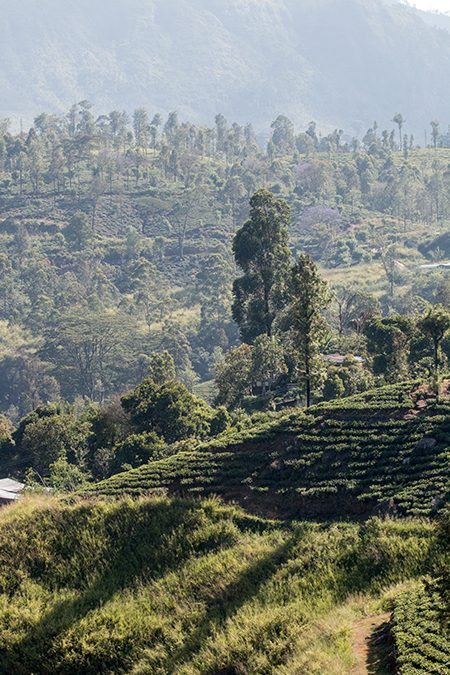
[160,532,301,672]
[1,498,250,672]
[1,500,298,674]
[366,620,395,675]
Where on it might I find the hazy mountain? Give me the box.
[399,4,450,33]
[2,0,450,137]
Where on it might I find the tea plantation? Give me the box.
[86,381,450,519]
[3,380,450,673]
[392,584,450,675]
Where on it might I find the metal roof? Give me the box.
[0,479,24,501]
[419,262,450,269]
[0,489,20,501]
[0,479,24,493]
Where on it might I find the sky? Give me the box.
[404,0,450,12]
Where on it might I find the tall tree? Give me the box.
[365,316,411,382]
[417,304,450,373]
[392,113,406,149]
[169,185,209,259]
[287,254,332,407]
[232,189,291,343]
[333,287,380,339]
[214,344,252,409]
[148,351,176,385]
[215,113,228,155]
[430,119,440,150]
[270,115,295,155]
[133,108,149,150]
[130,257,168,331]
[41,313,140,401]
[64,212,93,250]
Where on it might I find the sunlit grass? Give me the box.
[0,494,439,674]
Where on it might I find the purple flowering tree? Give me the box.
[297,205,342,233]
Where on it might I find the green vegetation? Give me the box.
[0,494,439,674]
[3,103,450,425]
[231,188,291,342]
[3,106,450,426]
[392,584,450,674]
[4,3,450,669]
[4,95,450,674]
[82,381,450,519]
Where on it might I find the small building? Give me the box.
[0,478,24,504]
[324,353,363,366]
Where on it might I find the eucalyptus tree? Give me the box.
[392,113,406,148]
[430,119,440,150]
[287,254,333,407]
[232,189,291,343]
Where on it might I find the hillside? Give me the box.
[0,494,438,674]
[3,0,450,135]
[5,107,450,424]
[87,381,450,520]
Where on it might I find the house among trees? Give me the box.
[324,354,363,366]
[0,478,24,504]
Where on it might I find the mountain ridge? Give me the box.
[2,0,450,137]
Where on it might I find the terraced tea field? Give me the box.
[87,382,450,519]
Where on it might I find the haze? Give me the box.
[406,0,450,11]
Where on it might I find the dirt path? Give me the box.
[350,612,393,675]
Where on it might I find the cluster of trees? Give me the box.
[223,189,332,407]
[2,106,450,236]
[215,190,450,411]
[1,105,450,425]
[2,179,450,485]
[0,350,233,486]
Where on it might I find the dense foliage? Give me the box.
[83,381,450,519]
[392,584,450,675]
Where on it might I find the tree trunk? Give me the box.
[264,282,271,337]
[305,342,311,408]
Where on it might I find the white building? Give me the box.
[0,478,24,503]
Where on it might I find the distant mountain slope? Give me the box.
[86,381,450,520]
[2,0,450,136]
[409,6,450,33]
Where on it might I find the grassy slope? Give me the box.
[87,381,450,519]
[0,494,438,674]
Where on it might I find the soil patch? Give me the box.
[350,613,393,675]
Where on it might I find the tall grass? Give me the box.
[0,495,438,674]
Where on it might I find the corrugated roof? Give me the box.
[0,479,24,493]
[0,489,20,501]
[0,479,25,501]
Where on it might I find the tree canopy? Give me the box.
[121,378,213,444]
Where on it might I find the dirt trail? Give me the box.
[350,612,393,675]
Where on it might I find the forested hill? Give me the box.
[3,0,450,135]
